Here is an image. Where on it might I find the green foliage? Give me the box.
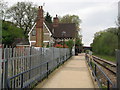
[6,2,38,35]
[46,44,49,48]
[59,14,81,30]
[65,39,74,49]
[45,12,52,23]
[75,38,83,46]
[59,14,82,40]
[91,28,118,56]
[2,21,24,45]
[93,53,116,62]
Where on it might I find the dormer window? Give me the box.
[32,30,36,36]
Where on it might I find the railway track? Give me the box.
[92,55,117,75]
[86,54,117,87]
[92,55,117,85]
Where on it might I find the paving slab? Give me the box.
[35,53,95,88]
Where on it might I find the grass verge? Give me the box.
[93,54,116,63]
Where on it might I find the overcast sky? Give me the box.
[4,0,119,46]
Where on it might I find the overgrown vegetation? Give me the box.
[91,28,118,61]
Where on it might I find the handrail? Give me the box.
[85,53,115,89]
[6,50,71,88]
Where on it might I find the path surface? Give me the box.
[35,53,95,88]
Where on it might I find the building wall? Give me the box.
[29,24,53,47]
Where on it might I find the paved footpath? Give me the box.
[35,53,95,88]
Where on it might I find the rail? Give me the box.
[92,55,116,67]
[85,53,116,89]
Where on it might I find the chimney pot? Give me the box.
[35,5,44,47]
[56,14,58,18]
[41,6,43,9]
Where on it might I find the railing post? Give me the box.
[107,80,110,90]
[21,74,23,88]
[29,47,32,84]
[94,64,97,76]
[57,59,59,68]
[116,50,120,89]
[47,62,49,78]
[3,47,9,88]
[0,48,2,89]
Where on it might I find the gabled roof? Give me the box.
[28,21,76,39]
[44,21,76,39]
[44,21,53,32]
[53,23,76,39]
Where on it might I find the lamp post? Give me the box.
[117,1,120,89]
[62,31,66,48]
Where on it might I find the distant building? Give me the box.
[28,6,76,47]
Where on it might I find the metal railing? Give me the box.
[85,53,116,89]
[1,47,71,89]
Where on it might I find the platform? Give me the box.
[35,53,95,88]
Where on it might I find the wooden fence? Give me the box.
[1,47,71,89]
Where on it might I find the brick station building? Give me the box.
[28,6,76,47]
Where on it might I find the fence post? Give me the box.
[52,47,54,70]
[29,47,32,84]
[107,80,110,90]
[116,50,120,89]
[21,74,23,88]
[0,48,2,89]
[3,47,9,88]
[94,64,97,76]
[47,62,49,78]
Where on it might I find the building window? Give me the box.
[32,30,36,36]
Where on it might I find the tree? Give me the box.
[60,14,82,46]
[0,0,8,21]
[2,21,24,46]
[6,2,38,36]
[45,12,52,23]
[59,14,81,30]
[75,38,83,46]
[91,28,118,56]
[65,39,74,49]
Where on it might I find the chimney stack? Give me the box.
[53,15,59,27]
[35,6,44,47]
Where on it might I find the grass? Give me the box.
[93,53,116,63]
